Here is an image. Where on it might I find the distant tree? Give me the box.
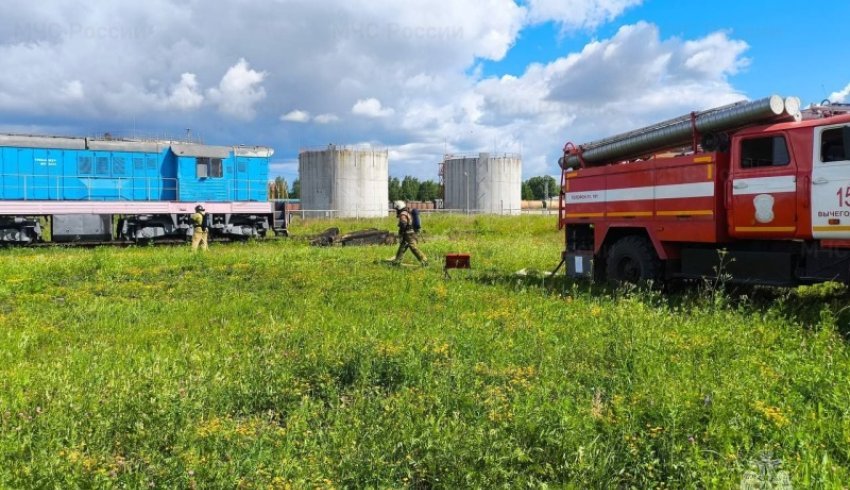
[525,176,558,200]
[290,178,300,199]
[388,177,402,201]
[417,180,441,201]
[400,176,421,201]
[272,176,288,199]
[521,181,534,200]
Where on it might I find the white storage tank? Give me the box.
[299,145,389,218]
[443,153,522,215]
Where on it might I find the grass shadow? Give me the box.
[724,283,850,338]
[468,267,850,338]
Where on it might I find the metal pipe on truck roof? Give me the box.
[784,97,802,122]
[561,95,789,168]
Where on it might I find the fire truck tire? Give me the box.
[606,235,662,284]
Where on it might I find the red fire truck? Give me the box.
[558,96,850,285]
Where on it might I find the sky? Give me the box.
[1,0,848,185]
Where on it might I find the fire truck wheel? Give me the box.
[606,236,662,284]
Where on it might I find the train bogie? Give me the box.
[0,217,41,245]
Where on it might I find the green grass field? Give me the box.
[1,215,849,488]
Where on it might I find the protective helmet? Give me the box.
[195,205,205,212]
[393,200,406,211]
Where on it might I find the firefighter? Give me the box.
[392,200,428,267]
[191,205,209,252]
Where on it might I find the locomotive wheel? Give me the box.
[606,236,662,285]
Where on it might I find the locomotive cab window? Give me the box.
[740,136,790,169]
[196,157,223,178]
[210,158,223,177]
[821,126,850,163]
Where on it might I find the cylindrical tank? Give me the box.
[299,145,389,218]
[444,153,522,215]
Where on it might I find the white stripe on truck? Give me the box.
[565,182,715,204]
[732,175,796,196]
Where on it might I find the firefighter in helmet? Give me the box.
[191,204,209,251]
[392,200,428,267]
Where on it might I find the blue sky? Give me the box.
[1,0,849,185]
[486,0,850,104]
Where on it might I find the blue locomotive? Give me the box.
[0,133,286,244]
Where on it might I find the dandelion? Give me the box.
[754,401,790,428]
[377,341,402,356]
[431,284,448,300]
[431,342,450,357]
[195,417,224,437]
[81,456,97,472]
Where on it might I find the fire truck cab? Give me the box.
[560,102,850,286]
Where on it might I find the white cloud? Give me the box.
[540,23,748,107]
[207,58,267,120]
[398,22,749,178]
[165,73,204,111]
[527,0,642,29]
[352,98,395,118]
[269,158,298,178]
[0,1,750,181]
[59,80,85,101]
[281,111,340,124]
[830,83,850,103]
[281,110,311,123]
[314,113,340,124]
[678,32,750,79]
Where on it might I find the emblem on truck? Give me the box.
[753,194,775,224]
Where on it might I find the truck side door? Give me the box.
[729,133,798,237]
[811,124,850,238]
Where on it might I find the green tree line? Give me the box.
[274,177,439,202]
[521,175,558,201]
[279,175,558,202]
[389,177,441,202]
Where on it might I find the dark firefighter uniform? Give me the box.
[191,206,209,251]
[393,208,427,266]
